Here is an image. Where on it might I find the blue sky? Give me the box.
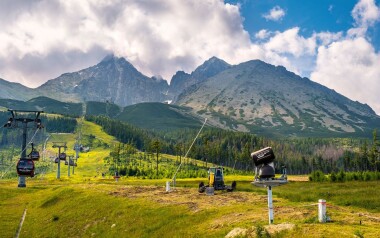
[227,0,379,50]
[229,0,380,114]
[228,1,356,34]
[0,0,379,114]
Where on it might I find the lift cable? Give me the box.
[0,127,41,179]
[171,118,207,183]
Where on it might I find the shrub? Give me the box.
[309,170,326,182]
[329,172,337,182]
[336,170,346,182]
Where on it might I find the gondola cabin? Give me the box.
[16,159,35,177]
[59,152,66,160]
[69,160,77,166]
[29,151,40,161]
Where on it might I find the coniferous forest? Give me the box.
[0,111,378,177]
[85,115,380,175]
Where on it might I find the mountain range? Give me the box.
[0,55,379,137]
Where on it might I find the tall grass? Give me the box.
[275,180,380,212]
[309,170,380,182]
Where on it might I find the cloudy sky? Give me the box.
[0,0,379,114]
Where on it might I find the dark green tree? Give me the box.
[151,140,161,176]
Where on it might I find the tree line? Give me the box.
[86,115,379,175]
[0,112,77,148]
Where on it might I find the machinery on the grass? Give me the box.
[198,167,236,193]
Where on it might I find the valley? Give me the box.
[0,113,379,237]
[2,1,380,237]
[0,55,379,238]
[1,56,379,138]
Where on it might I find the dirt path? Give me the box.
[15,208,27,238]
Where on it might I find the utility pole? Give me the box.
[73,130,81,176]
[52,142,67,179]
[3,109,43,188]
[67,155,71,177]
[74,144,80,160]
[72,157,76,175]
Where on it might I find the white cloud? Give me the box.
[263,6,285,21]
[311,37,380,114]
[348,0,380,38]
[315,31,343,45]
[264,28,316,57]
[255,29,271,39]
[0,0,379,114]
[352,0,380,28]
[0,0,253,87]
[310,0,380,115]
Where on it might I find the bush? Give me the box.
[322,171,380,183]
[329,172,337,182]
[309,170,326,182]
[336,170,346,182]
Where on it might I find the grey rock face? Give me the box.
[37,55,169,106]
[176,60,379,135]
[168,56,230,101]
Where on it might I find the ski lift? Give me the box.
[28,143,40,161]
[29,151,40,160]
[16,159,35,177]
[59,152,67,160]
[69,160,77,167]
[35,118,43,129]
[3,117,14,128]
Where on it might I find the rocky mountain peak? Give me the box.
[175,59,380,136]
[35,56,169,106]
[168,57,231,101]
[191,56,230,80]
[96,54,141,76]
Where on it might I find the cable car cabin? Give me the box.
[16,159,35,177]
[59,152,67,160]
[29,151,40,161]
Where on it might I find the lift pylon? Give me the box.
[3,109,43,188]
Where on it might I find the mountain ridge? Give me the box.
[168,56,230,100]
[175,59,379,136]
[0,56,378,137]
[36,55,169,106]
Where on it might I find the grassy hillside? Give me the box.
[1,118,380,237]
[0,178,379,238]
[85,101,122,117]
[116,102,202,131]
[0,98,204,132]
[0,97,83,116]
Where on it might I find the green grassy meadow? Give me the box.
[1,177,379,238]
[1,120,379,237]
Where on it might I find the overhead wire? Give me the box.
[37,133,51,180]
[0,127,41,179]
[171,118,207,184]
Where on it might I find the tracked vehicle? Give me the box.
[198,167,236,193]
